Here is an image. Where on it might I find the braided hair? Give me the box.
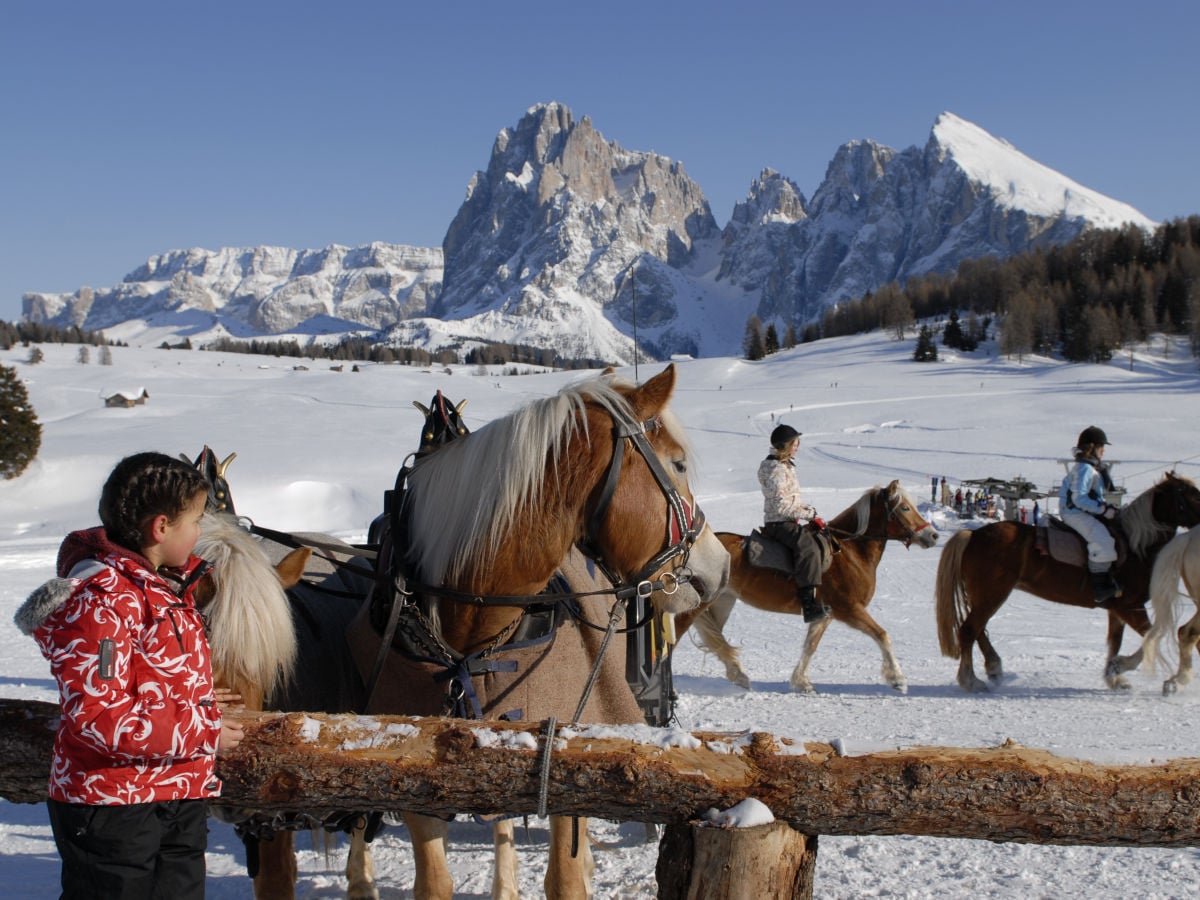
[98,452,209,552]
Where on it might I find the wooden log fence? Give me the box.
[4,698,1199,897]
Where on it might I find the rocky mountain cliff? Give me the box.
[23,107,1156,363]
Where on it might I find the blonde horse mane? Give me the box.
[194,512,297,701]
[846,483,909,537]
[404,373,688,584]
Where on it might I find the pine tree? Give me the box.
[913,325,938,362]
[764,323,780,356]
[943,309,964,348]
[744,315,765,360]
[0,364,41,479]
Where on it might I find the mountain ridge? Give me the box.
[23,106,1156,362]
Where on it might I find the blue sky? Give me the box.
[2,0,1197,322]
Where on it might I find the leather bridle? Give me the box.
[578,407,706,599]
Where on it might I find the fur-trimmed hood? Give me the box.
[13,527,152,637]
[14,577,76,636]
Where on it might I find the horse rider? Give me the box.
[1059,425,1121,606]
[758,424,830,623]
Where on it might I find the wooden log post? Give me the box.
[657,821,817,900]
[6,697,1200,897]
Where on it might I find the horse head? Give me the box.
[1153,471,1200,530]
[582,365,730,616]
[402,364,728,653]
[192,513,309,710]
[883,480,939,548]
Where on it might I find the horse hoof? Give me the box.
[732,673,752,690]
[890,680,908,694]
[1163,680,1178,696]
[791,680,816,694]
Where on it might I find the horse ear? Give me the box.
[274,547,311,590]
[630,364,676,418]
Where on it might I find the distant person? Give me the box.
[931,475,938,504]
[15,452,244,899]
[1033,499,1040,525]
[1058,426,1121,606]
[758,425,830,623]
[955,488,963,514]
[1020,506,1028,524]
[940,476,951,507]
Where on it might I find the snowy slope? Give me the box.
[2,333,1198,897]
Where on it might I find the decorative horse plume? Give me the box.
[412,390,469,458]
[186,446,238,513]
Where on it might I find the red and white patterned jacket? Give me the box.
[16,528,223,805]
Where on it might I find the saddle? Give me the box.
[1034,516,1127,568]
[744,525,837,576]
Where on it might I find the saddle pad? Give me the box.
[1035,518,1126,569]
[744,529,794,575]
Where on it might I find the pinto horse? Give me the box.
[675,481,938,693]
[936,471,1200,692]
[198,365,729,899]
[1142,527,1200,694]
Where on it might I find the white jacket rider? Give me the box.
[1058,425,1121,605]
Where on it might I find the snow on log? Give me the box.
[3,698,1199,847]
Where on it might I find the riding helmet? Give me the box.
[770,424,802,449]
[1077,425,1110,448]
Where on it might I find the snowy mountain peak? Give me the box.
[22,105,1160,362]
[929,111,1157,230]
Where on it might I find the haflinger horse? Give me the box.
[197,364,730,900]
[936,471,1200,693]
[675,481,938,693]
[1142,527,1200,694]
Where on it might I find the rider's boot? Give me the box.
[1090,569,1122,608]
[798,585,830,623]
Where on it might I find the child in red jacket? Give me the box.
[15,452,244,899]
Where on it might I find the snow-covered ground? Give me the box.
[2,333,1198,897]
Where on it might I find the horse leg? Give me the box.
[403,812,454,900]
[545,816,594,900]
[789,617,832,694]
[975,630,1004,684]
[491,819,519,900]
[1105,610,1150,690]
[692,592,751,688]
[1165,608,1200,694]
[252,832,298,900]
[835,604,907,693]
[345,820,379,900]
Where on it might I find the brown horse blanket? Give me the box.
[345,548,644,726]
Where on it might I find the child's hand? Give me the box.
[214,687,243,709]
[217,718,245,755]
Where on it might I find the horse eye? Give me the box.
[673,459,687,475]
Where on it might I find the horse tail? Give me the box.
[1141,530,1190,674]
[935,530,973,659]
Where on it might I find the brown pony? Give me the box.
[198,365,730,900]
[675,481,938,693]
[936,471,1200,692]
